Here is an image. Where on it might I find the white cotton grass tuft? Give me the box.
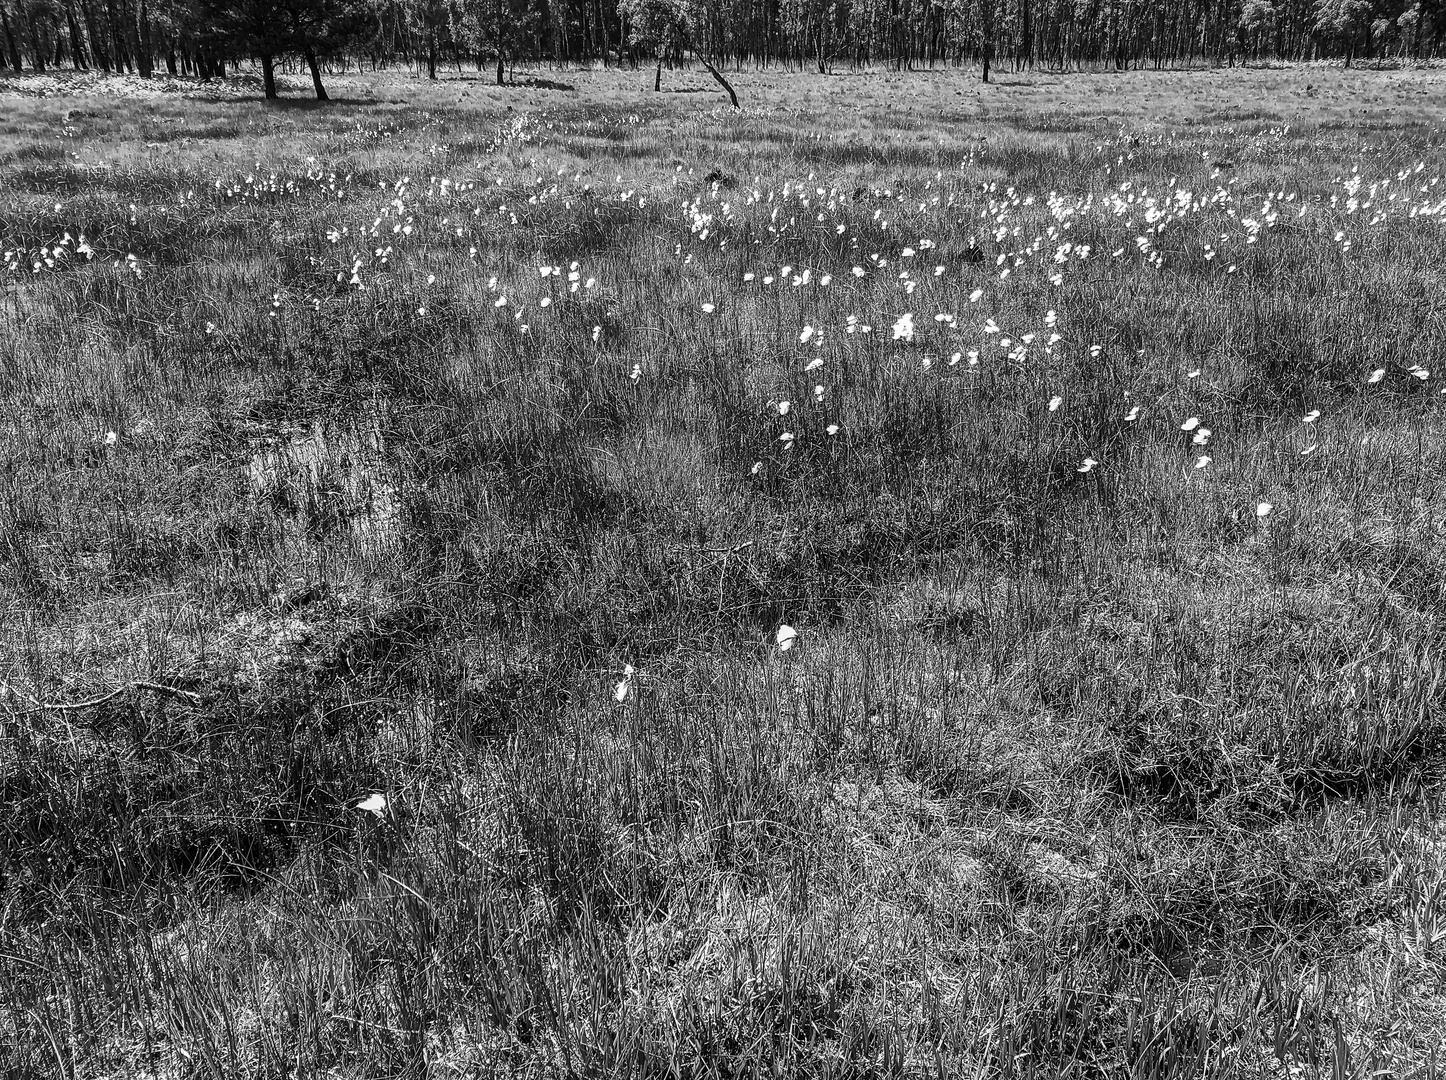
[776,624,798,651]
[892,313,915,341]
[1077,458,1098,473]
[614,663,635,703]
[356,793,388,817]
[1256,502,1273,519]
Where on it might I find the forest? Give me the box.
[0,0,1443,98]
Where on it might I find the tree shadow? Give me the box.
[514,76,577,92]
[262,96,377,108]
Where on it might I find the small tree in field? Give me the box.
[974,0,999,81]
[617,0,736,104]
[618,0,685,89]
[468,0,542,84]
[198,0,366,98]
[280,0,368,98]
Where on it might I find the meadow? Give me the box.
[3,62,1446,1077]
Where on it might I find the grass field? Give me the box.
[4,63,1446,1077]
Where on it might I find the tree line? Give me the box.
[1,0,1442,97]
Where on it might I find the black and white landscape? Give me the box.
[3,14,1446,1075]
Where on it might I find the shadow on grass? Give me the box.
[514,76,578,91]
[261,96,379,108]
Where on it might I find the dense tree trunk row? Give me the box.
[0,0,253,77]
[0,0,1441,90]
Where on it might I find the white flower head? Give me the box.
[614,664,635,702]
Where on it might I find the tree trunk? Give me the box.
[426,29,436,78]
[981,0,994,81]
[696,49,739,107]
[653,56,661,89]
[1,8,22,70]
[66,5,86,68]
[80,0,107,70]
[135,0,152,76]
[119,0,143,74]
[106,0,129,70]
[25,8,45,71]
[496,54,503,84]
[261,51,277,97]
[305,47,327,98]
